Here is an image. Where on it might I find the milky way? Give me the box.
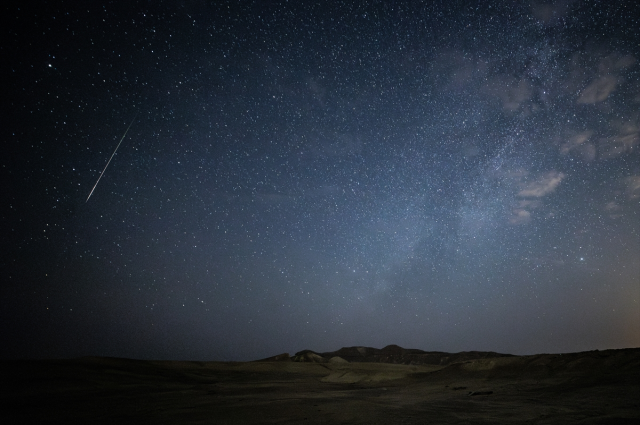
[3,1,639,361]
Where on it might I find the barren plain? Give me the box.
[2,347,639,424]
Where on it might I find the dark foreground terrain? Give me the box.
[2,348,639,424]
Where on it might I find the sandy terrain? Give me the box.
[2,348,639,424]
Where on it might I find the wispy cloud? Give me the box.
[604,201,623,219]
[577,54,636,104]
[507,172,564,225]
[599,133,640,159]
[509,199,543,225]
[509,208,532,225]
[560,130,592,155]
[577,75,617,104]
[600,116,640,159]
[624,176,640,200]
[598,54,636,74]
[560,130,596,161]
[517,171,565,198]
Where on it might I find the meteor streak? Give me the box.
[86,113,138,202]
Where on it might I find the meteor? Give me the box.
[86,112,138,202]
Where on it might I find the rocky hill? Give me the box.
[258,344,514,365]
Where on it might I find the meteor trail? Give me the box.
[86,113,138,202]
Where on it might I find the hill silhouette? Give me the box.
[259,344,514,365]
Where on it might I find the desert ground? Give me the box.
[2,348,639,424]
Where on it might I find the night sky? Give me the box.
[3,1,639,361]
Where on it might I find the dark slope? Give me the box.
[280,344,514,365]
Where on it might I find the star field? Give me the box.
[2,1,639,361]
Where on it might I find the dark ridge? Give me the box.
[282,345,515,365]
